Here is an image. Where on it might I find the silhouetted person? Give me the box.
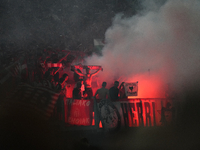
[94,82,109,101]
[55,74,69,120]
[119,82,127,99]
[109,81,119,101]
[56,73,68,93]
[74,67,102,99]
[73,68,83,82]
[73,82,82,99]
[44,68,54,80]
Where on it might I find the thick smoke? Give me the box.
[85,0,200,98]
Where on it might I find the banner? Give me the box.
[124,82,138,96]
[73,65,102,70]
[64,99,94,126]
[47,63,62,68]
[62,98,176,130]
[115,99,175,127]
[96,99,121,131]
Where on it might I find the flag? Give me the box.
[64,99,94,126]
[94,39,105,52]
[74,64,102,70]
[47,63,62,68]
[124,82,138,96]
[5,83,60,119]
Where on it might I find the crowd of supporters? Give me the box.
[1,48,85,95]
[0,48,128,102]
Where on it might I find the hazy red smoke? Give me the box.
[85,0,200,98]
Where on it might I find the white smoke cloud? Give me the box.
[85,0,200,98]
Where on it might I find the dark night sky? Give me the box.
[0,0,140,52]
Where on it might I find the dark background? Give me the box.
[0,0,141,54]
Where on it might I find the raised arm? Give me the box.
[91,67,102,77]
[74,68,84,76]
[53,67,62,75]
[44,56,50,64]
[57,52,70,63]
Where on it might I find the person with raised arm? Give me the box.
[74,66,102,99]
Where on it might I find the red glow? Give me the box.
[64,99,93,126]
[92,112,95,126]
[99,120,103,128]
[126,73,166,98]
[119,98,174,127]
[63,98,174,128]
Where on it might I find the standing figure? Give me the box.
[73,82,82,99]
[74,67,102,99]
[109,81,119,101]
[56,73,69,94]
[80,79,85,98]
[94,82,110,102]
[54,74,68,120]
[73,68,83,83]
[42,68,55,89]
[43,68,54,80]
[119,82,127,99]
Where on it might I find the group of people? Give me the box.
[71,63,128,101]
[94,80,127,102]
[73,75,126,102]
[27,52,72,94]
[1,47,126,102]
[70,60,129,101]
[33,58,125,102]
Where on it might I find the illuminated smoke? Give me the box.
[85,0,200,98]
